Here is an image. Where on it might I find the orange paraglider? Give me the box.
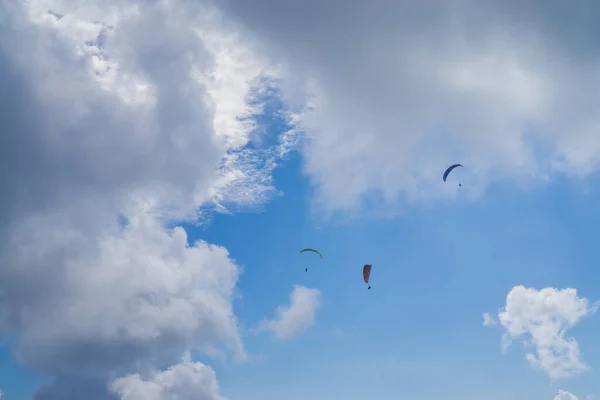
[363,264,372,290]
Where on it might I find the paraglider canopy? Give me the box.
[363,264,372,290]
[442,164,463,182]
[300,248,323,272]
[300,248,323,258]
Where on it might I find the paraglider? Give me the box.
[363,264,372,290]
[443,164,463,186]
[300,248,323,272]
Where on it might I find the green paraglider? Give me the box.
[300,248,323,272]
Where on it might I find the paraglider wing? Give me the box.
[442,164,463,182]
[300,248,323,272]
[363,264,372,283]
[300,248,323,258]
[363,264,372,289]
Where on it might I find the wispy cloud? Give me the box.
[555,390,580,400]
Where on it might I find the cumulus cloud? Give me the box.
[0,0,296,398]
[10,0,600,396]
[555,390,580,400]
[253,285,321,340]
[218,0,600,213]
[110,360,225,400]
[7,212,243,378]
[485,286,598,380]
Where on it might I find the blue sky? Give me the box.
[195,156,600,400]
[3,2,600,400]
[181,154,597,400]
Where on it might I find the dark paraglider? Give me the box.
[443,163,463,187]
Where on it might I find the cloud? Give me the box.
[485,286,598,380]
[253,285,321,340]
[0,0,294,398]
[219,0,600,213]
[555,390,580,400]
[109,360,226,400]
[7,212,243,378]
[482,312,497,326]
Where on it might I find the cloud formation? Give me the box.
[220,0,600,213]
[110,359,225,400]
[0,0,295,398]
[555,390,580,400]
[254,285,321,341]
[6,0,600,397]
[485,286,598,380]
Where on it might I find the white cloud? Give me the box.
[254,285,321,341]
[555,390,580,400]
[482,312,497,326]
[0,0,295,398]
[6,211,243,377]
[217,0,600,214]
[10,0,600,397]
[110,360,226,400]
[485,286,598,380]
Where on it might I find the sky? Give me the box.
[1,0,600,399]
